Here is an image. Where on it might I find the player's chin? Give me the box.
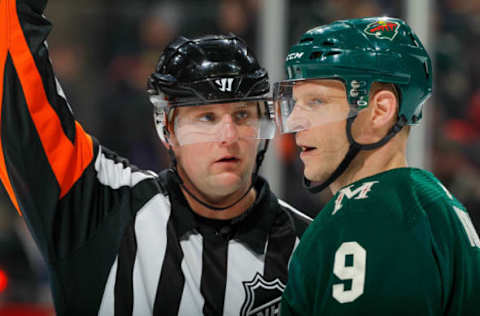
[302,160,315,178]
[304,165,329,183]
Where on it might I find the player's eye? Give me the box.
[307,98,323,106]
[298,97,323,111]
[197,112,216,123]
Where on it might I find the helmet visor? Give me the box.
[273,79,362,134]
[171,100,275,146]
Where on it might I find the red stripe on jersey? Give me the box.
[7,0,93,199]
[0,0,21,214]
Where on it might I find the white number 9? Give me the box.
[332,241,366,303]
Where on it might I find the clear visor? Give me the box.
[171,100,275,146]
[273,80,362,134]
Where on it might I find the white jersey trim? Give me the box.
[95,147,155,189]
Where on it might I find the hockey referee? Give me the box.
[0,0,311,315]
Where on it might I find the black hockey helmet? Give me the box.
[147,34,269,107]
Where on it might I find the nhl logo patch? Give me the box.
[363,20,400,41]
[240,273,285,316]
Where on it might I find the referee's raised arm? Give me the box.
[0,0,94,254]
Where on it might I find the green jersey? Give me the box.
[281,168,480,316]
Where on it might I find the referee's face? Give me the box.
[171,104,260,204]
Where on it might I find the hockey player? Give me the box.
[274,17,480,315]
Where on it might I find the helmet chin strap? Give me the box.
[167,140,269,211]
[303,114,407,193]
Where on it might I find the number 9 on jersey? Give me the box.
[332,241,366,303]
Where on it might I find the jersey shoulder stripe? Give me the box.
[95,146,156,189]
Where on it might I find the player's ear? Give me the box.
[164,121,181,150]
[370,89,398,129]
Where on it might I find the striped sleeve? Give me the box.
[0,0,96,257]
[0,2,167,313]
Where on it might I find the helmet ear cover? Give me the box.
[153,107,170,143]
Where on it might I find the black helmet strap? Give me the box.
[303,114,407,193]
[167,140,269,211]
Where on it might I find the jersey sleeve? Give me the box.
[425,194,480,316]
[282,201,445,316]
[0,0,152,264]
[1,0,94,208]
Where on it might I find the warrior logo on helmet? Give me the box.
[215,78,235,92]
[363,20,400,41]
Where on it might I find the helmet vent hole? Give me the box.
[300,37,314,43]
[309,51,323,59]
[322,40,336,46]
[325,51,341,57]
[409,34,420,47]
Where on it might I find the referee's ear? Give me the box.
[160,118,180,150]
[161,136,179,151]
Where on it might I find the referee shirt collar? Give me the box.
[164,170,278,255]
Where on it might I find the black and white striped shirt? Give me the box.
[96,166,306,316]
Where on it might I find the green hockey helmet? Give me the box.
[274,17,432,134]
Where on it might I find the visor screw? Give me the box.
[351,80,361,89]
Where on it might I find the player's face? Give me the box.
[291,80,351,182]
[171,102,260,200]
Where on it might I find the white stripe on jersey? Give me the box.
[223,240,266,315]
[178,233,205,315]
[132,195,171,315]
[53,75,74,113]
[97,194,171,315]
[96,148,162,315]
[95,147,155,188]
[98,259,118,315]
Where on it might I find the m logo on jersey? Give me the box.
[333,181,379,215]
[364,20,400,41]
[215,78,234,92]
[240,273,285,316]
